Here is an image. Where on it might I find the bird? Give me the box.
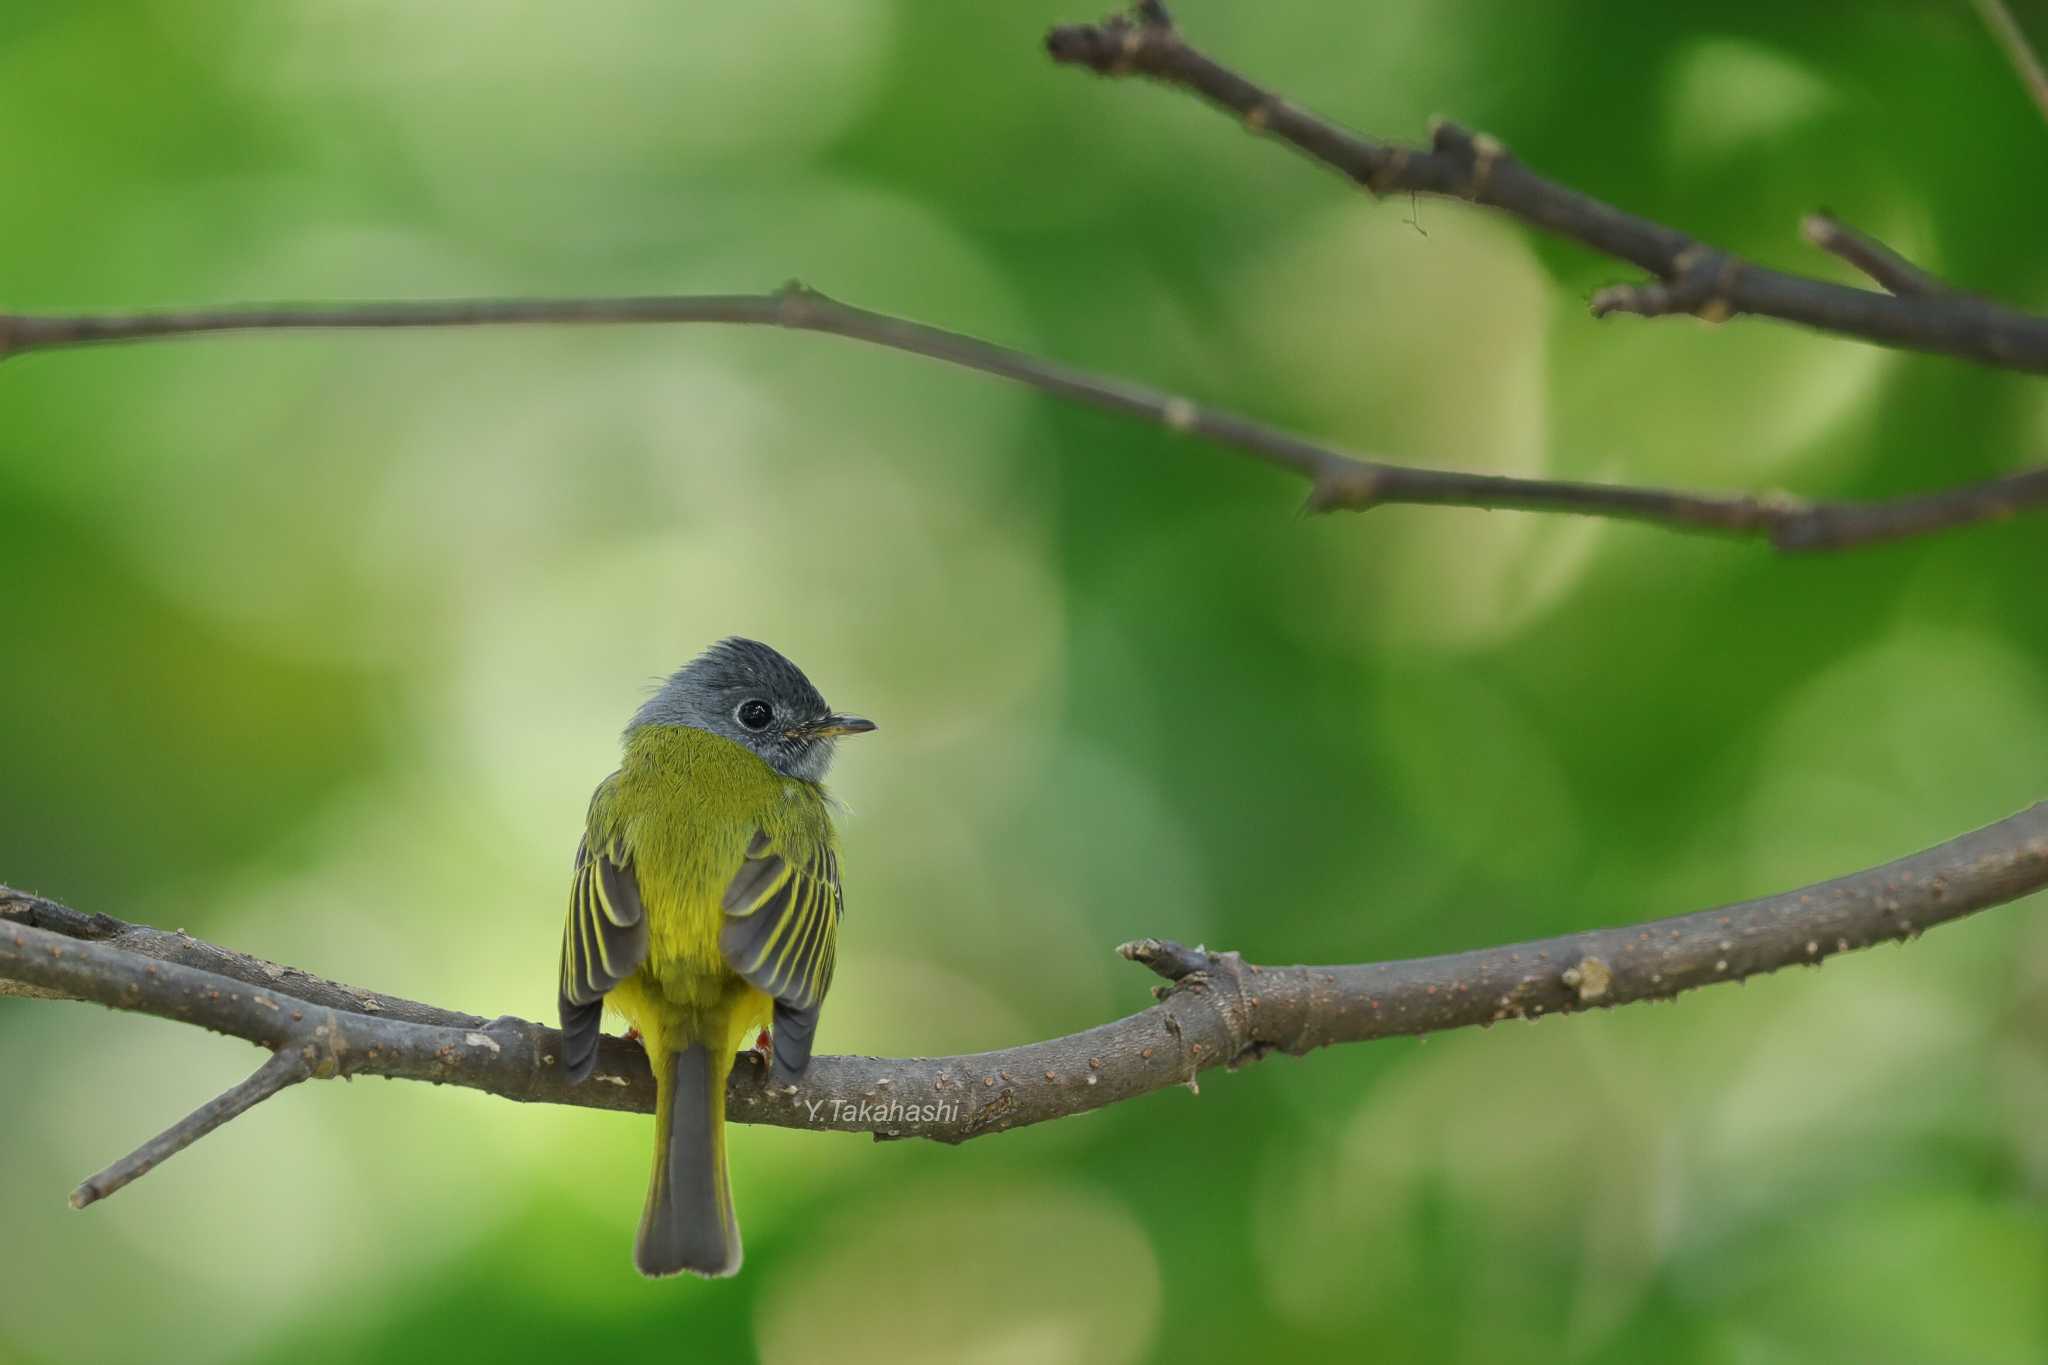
[556,637,874,1278]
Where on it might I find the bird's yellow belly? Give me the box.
[606,883,772,1061]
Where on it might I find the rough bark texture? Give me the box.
[6,801,2044,1182]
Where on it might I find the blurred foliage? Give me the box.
[3,1,2047,1362]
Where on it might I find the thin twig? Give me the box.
[70,1049,313,1209]
[1045,8,2048,373]
[0,285,2041,552]
[5,800,2045,1194]
[1800,213,1949,297]
[1970,0,2048,126]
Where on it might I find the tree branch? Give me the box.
[1,285,2042,552]
[1045,7,2048,374]
[69,1049,312,1209]
[1799,213,1950,298]
[6,801,2045,1201]
[1970,0,2048,127]
[0,892,475,1025]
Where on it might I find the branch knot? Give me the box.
[1045,8,1181,77]
[1428,120,1511,201]
[1591,247,1745,324]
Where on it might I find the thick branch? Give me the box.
[1046,8,2048,374]
[0,286,2039,552]
[0,892,477,1026]
[5,799,2045,1199]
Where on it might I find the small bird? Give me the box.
[557,638,874,1278]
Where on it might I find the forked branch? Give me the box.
[1045,5,2048,373]
[5,800,2045,1202]
[2,285,2043,552]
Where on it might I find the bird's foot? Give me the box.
[621,1026,641,1044]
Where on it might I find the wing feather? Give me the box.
[557,778,648,1083]
[719,824,842,1085]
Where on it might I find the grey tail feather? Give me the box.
[634,1041,742,1279]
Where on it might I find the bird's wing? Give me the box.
[558,774,648,1083]
[719,827,840,1084]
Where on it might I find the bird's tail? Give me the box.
[636,1040,741,1278]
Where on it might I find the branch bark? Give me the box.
[2,285,2043,553]
[1045,5,2048,374]
[6,801,2045,1201]
[69,1049,313,1209]
[1800,213,1950,299]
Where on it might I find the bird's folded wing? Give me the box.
[720,828,840,1082]
[558,777,648,1082]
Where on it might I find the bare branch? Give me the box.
[0,286,2041,552]
[70,1049,312,1209]
[1800,213,1950,298]
[0,891,474,1026]
[1314,464,2048,553]
[1045,9,2048,373]
[5,799,2045,1198]
[1970,0,2048,126]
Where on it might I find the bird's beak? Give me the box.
[806,714,877,739]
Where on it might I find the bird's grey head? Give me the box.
[628,637,875,783]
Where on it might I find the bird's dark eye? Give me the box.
[735,698,774,732]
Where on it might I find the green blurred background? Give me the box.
[4,1,2047,1360]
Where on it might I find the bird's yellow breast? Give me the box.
[593,724,835,1054]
